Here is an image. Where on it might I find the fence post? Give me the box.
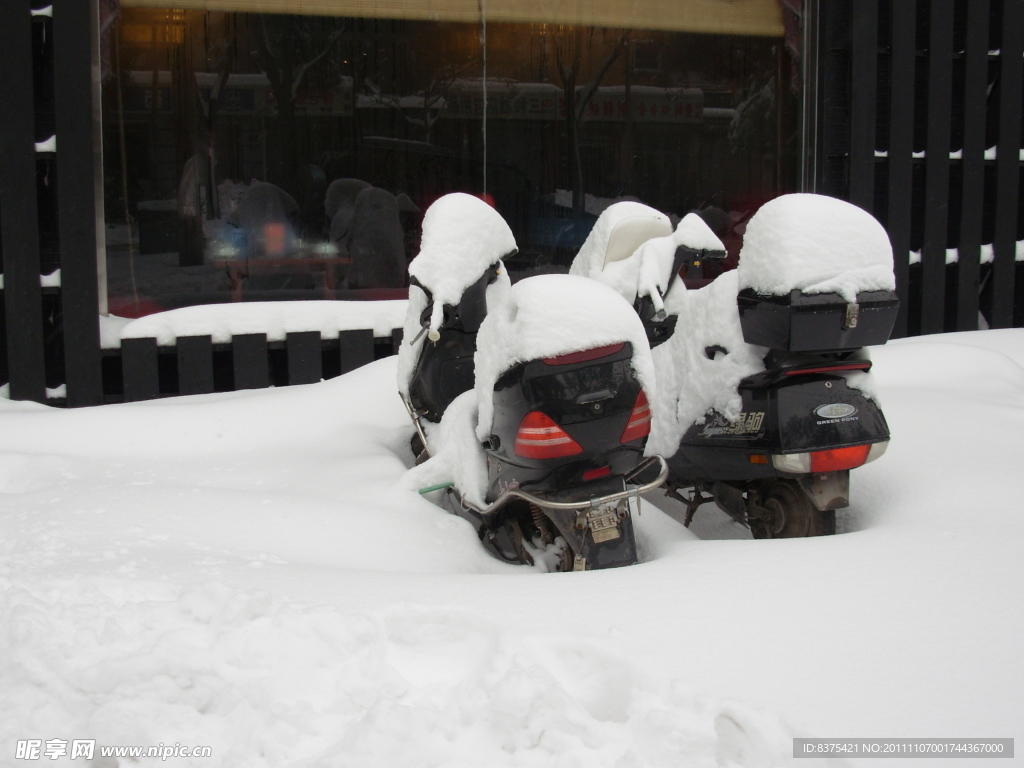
[339,329,374,374]
[956,0,990,332]
[54,0,104,405]
[233,333,270,390]
[287,331,322,385]
[919,0,954,335]
[885,0,916,338]
[122,337,160,401]
[177,335,214,395]
[991,0,1024,328]
[0,0,47,401]
[848,0,878,211]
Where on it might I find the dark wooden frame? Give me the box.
[822,0,1023,336]
[2,0,1022,407]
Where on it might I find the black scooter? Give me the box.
[634,240,895,539]
[400,200,666,571]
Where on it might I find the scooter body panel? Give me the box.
[483,343,648,501]
[668,373,889,484]
[408,327,477,423]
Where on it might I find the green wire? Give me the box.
[418,482,454,495]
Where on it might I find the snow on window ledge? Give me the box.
[107,299,409,348]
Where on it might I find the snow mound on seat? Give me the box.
[474,275,655,441]
[737,193,895,303]
[408,193,517,333]
[569,201,671,282]
[647,271,766,457]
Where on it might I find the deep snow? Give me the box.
[1,330,1022,767]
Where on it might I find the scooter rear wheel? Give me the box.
[751,480,836,538]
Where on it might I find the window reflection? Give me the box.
[103,8,799,316]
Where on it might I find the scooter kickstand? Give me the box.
[664,486,713,527]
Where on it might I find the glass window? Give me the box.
[102,1,800,316]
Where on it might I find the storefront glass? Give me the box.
[101,1,801,315]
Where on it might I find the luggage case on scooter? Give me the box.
[736,288,899,352]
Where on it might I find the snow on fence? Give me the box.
[99,301,408,403]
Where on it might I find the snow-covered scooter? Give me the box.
[574,194,897,538]
[399,194,667,571]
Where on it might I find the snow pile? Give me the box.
[647,271,766,457]
[119,300,407,345]
[737,194,895,302]
[402,391,489,506]
[474,275,655,441]
[569,202,672,295]
[396,285,431,395]
[635,214,725,315]
[0,580,795,768]
[407,194,517,334]
[99,313,134,349]
[1,334,1023,762]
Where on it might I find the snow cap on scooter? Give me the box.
[737,193,895,303]
[409,193,518,334]
[474,274,656,442]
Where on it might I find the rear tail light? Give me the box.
[620,390,652,443]
[514,411,583,459]
[771,441,888,474]
[543,343,625,366]
[809,444,871,472]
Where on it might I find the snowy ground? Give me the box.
[1,330,1022,767]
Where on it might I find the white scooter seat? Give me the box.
[603,216,673,269]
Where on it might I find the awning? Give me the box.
[119,0,785,37]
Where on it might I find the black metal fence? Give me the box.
[817,0,1024,336]
[109,329,403,404]
[3,0,1023,407]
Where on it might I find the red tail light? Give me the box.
[543,343,625,366]
[620,390,652,444]
[514,411,583,459]
[582,466,611,482]
[810,444,871,472]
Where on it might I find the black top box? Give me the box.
[737,288,899,352]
